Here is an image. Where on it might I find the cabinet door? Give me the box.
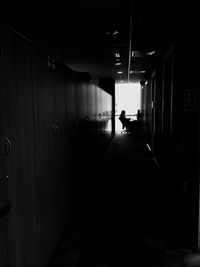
[75,75,88,122]
[32,50,67,266]
[0,216,9,267]
[65,69,77,175]
[0,30,10,217]
[1,30,38,267]
[51,61,67,236]
[0,30,10,267]
[32,49,55,267]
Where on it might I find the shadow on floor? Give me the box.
[48,133,199,267]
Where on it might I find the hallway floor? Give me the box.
[49,133,200,267]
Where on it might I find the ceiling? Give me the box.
[3,0,199,83]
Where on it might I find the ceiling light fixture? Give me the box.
[131,51,142,57]
[114,53,120,58]
[115,62,122,66]
[131,50,156,57]
[145,51,155,56]
[112,30,118,35]
[131,70,146,73]
[117,71,123,74]
[106,30,118,35]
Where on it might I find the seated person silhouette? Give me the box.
[119,110,133,133]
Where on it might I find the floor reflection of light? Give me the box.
[105,118,112,132]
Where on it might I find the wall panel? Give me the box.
[0,30,10,267]
[32,47,55,267]
[0,27,114,267]
[32,48,68,266]
[51,61,67,235]
[1,30,38,267]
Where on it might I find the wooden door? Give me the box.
[0,29,10,267]
[65,68,76,166]
[75,75,87,122]
[32,49,68,266]
[1,29,38,267]
[0,215,9,267]
[51,61,67,237]
[31,48,55,267]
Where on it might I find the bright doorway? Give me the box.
[115,82,141,132]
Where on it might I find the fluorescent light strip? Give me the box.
[146,143,151,152]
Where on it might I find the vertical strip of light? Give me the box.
[128,1,133,83]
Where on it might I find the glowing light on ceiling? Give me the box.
[114,53,120,58]
[146,51,155,56]
[131,50,156,57]
[108,30,118,35]
[130,70,146,74]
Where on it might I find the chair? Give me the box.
[119,117,131,134]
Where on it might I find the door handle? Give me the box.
[52,123,58,136]
[2,136,11,182]
[4,136,11,157]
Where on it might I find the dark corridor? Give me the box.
[1,1,200,267]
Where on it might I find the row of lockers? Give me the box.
[0,28,112,267]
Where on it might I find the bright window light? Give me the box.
[115,82,141,132]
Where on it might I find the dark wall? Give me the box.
[141,39,200,250]
[0,28,113,267]
[99,77,115,137]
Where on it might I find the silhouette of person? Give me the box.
[119,110,132,130]
[137,109,142,121]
